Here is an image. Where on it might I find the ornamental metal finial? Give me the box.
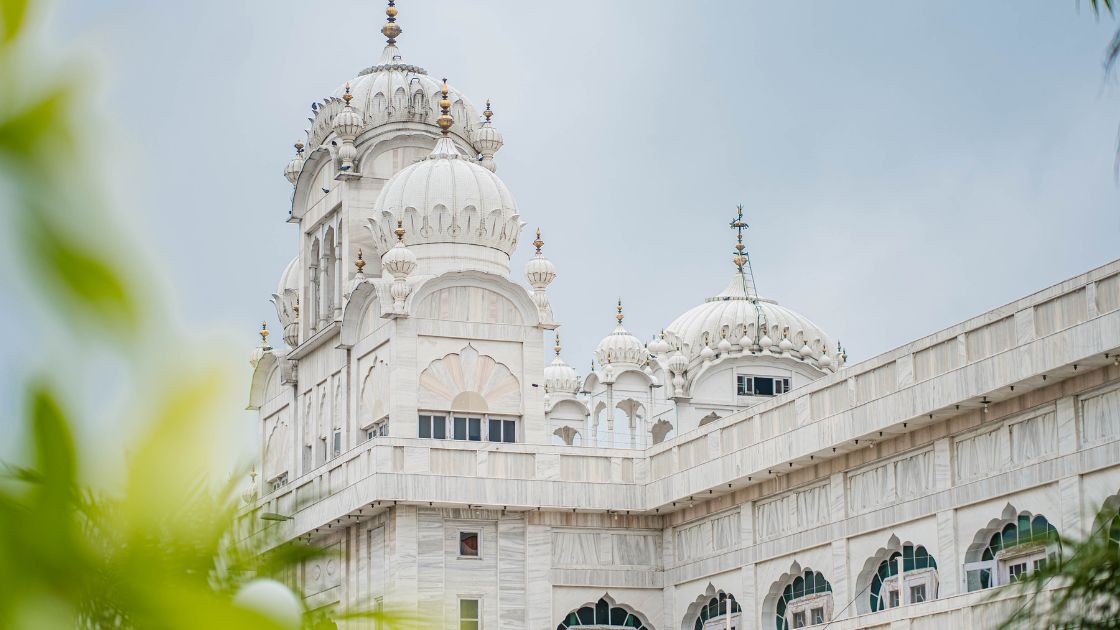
[395,219,406,242]
[294,142,305,156]
[355,248,366,273]
[554,332,562,356]
[382,0,401,44]
[343,83,353,104]
[616,298,624,324]
[730,204,748,273]
[259,320,271,349]
[436,78,453,136]
[484,100,493,123]
[533,228,544,254]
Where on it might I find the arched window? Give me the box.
[694,593,741,630]
[965,512,1059,591]
[869,544,937,611]
[776,570,832,629]
[556,598,649,629]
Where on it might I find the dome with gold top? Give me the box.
[366,80,522,277]
[302,1,484,155]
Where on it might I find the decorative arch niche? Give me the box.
[763,563,834,630]
[963,503,1060,591]
[555,595,652,629]
[418,344,521,415]
[682,584,742,630]
[853,535,939,614]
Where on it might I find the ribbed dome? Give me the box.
[303,44,482,153]
[595,323,647,367]
[544,355,580,396]
[276,257,299,296]
[663,272,838,370]
[366,136,522,276]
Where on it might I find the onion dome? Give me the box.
[543,333,581,397]
[524,229,556,288]
[700,344,715,362]
[381,220,417,278]
[660,207,838,372]
[272,257,300,348]
[367,79,522,276]
[249,321,273,367]
[305,2,482,154]
[667,351,689,374]
[475,100,504,172]
[717,334,732,354]
[332,84,364,137]
[284,142,305,185]
[594,299,647,367]
[648,330,670,356]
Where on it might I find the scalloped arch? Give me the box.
[418,344,521,414]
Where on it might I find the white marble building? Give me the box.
[243,4,1120,629]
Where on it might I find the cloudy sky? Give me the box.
[2,1,1118,456]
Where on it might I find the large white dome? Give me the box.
[662,272,839,371]
[366,136,522,276]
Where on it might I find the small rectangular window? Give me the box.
[366,429,375,442]
[736,375,752,396]
[792,611,806,628]
[332,430,342,457]
[1032,558,1047,573]
[1008,562,1028,582]
[502,419,516,443]
[432,415,446,439]
[488,419,502,443]
[754,377,775,396]
[810,607,824,624]
[454,417,467,440]
[379,423,389,437]
[888,589,900,608]
[459,531,479,557]
[468,417,481,441]
[909,583,926,603]
[459,598,480,630]
[419,415,432,439]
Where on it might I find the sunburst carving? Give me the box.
[419,344,521,414]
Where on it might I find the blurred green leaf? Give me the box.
[17,201,139,332]
[0,0,29,44]
[0,87,72,162]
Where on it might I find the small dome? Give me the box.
[381,223,417,278]
[662,271,837,371]
[648,331,670,356]
[594,300,646,367]
[525,229,556,288]
[368,134,522,275]
[277,256,299,296]
[544,338,580,397]
[283,143,305,185]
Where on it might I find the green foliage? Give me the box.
[996,510,1120,629]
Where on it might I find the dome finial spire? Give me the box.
[533,228,544,254]
[437,78,453,136]
[382,0,401,45]
[729,204,759,299]
[616,298,624,325]
[484,100,493,123]
[395,219,406,242]
[554,332,562,356]
[259,320,271,350]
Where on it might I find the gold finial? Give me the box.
[343,83,353,104]
[293,298,300,318]
[259,320,271,347]
[533,228,544,254]
[616,298,624,324]
[294,142,305,155]
[484,100,493,123]
[554,332,562,356]
[394,219,406,242]
[436,78,453,136]
[355,248,366,273]
[382,0,401,44]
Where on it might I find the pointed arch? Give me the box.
[964,504,1060,591]
[853,535,939,613]
[555,595,653,629]
[682,584,741,630]
[763,563,834,630]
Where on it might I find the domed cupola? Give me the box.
[365,80,523,277]
[544,333,581,398]
[661,207,841,373]
[475,101,504,172]
[594,299,648,367]
[272,257,300,348]
[303,2,483,156]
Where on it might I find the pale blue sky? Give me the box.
[1,1,1118,457]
